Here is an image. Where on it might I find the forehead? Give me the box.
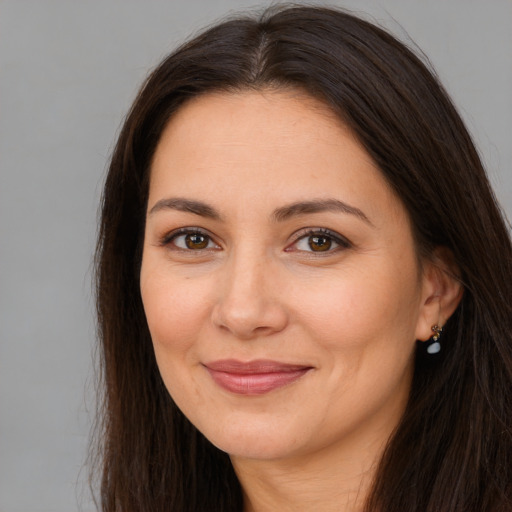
[155,89,350,156]
[149,89,403,223]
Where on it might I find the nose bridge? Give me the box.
[213,243,287,338]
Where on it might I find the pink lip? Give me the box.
[203,359,313,395]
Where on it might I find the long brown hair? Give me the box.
[93,6,512,511]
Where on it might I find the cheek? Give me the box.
[291,263,421,357]
[140,268,215,407]
[288,267,420,433]
[140,267,213,355]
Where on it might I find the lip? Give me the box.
[203,359,313,395]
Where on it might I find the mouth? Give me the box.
[203,359,313,395]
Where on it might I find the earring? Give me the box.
[427,324,443,354]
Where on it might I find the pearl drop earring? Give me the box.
[427,324,443,354]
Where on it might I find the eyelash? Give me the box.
[160,227,351,254]
[160,227,219,251]
[286,228,351,254]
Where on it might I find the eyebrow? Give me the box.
[148,198,222,219]
[148,197,373,226]
[272,198,374,226]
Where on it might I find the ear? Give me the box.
[415,247,463,341]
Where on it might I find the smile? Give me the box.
[203,359,313,395]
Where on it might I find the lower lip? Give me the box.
[205,367,311,395]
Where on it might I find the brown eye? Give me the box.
[165,229,219,251]
[287,228,350,254]
[308,235,332,252]
[185,233,209,250]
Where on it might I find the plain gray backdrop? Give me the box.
[1,1,510,511]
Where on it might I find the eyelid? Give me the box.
[158,226,350,253]
[285,227,351,253]
[160,226,221,250]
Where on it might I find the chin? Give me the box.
[212,434,299,461]
[195,412,312,461]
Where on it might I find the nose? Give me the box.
[211,253,289,340]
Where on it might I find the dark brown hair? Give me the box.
[93,5,512,511]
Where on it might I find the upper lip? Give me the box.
[203,359,312,374]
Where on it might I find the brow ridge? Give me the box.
[272,198,373,225]
[148,197,372,226]
[148,198,221,219]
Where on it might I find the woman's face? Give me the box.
[140,90,436,462]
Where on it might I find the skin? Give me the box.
[140,90,461,511]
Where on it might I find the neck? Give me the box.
[231,434,385,512]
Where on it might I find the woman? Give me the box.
[93,5,512,511]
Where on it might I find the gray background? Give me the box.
[1,1,510,511]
